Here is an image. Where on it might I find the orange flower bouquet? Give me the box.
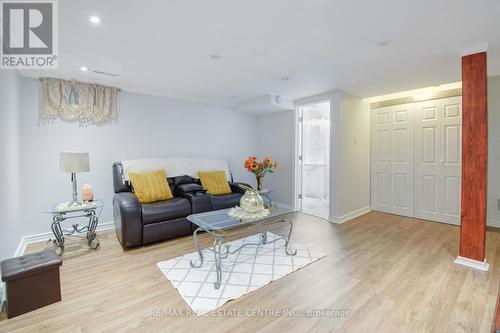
[244,156,279,191]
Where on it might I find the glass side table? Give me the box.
[45,200,103,256]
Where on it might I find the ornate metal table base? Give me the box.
[190,219,296,289]
[50,205,101,256]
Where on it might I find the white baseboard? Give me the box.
[14,221,115,258]
[273,201,294,210]
[487,219,500,228]
[329,206,372,224]
[454,256,489,271]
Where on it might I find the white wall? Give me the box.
[0,71,22,261]
[255,111,294,207]
[334,92,371,218]
[488,76,500,227]
[6,77,257,248]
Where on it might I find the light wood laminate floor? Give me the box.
[1,211,499,333]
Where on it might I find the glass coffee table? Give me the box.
[187,208,297,289]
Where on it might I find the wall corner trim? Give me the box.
[329,206,372,224]
[454,256,489,271]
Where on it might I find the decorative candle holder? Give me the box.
[82,184,94,202]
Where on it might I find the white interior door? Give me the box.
[371,104,414,217]
[371,107,392,213]
[390,104,415,217]
[414,96,462,225]
[298,101,331,219]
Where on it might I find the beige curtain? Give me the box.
[41,78,118,126]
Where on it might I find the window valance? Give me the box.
[41,78,118,126]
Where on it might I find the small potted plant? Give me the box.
[243,156,279,191]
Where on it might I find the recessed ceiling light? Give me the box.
[80,66,88,72]
[89,16,101,24]
[377,40,392,47]
[209,54,221,60]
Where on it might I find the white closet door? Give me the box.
[371,104,414,217]
[371,107,392,213]
[414,97,462,225]
[390,104,415,217]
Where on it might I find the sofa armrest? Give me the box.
[229,182,253,194]
[113,192,143,248]
[178,191,213,214]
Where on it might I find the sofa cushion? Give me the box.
[129,170,173,203]
[142,198,191,224]
[212,193,242,210]
[198,171,232,195]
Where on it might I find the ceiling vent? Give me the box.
[92,70,119,77]
[235,95,293,115]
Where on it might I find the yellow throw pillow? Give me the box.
[198,171,232,195]
[128,170,173,203]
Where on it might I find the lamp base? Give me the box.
[70,172,79,206]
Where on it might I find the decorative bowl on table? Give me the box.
[227,206,270,220]
[227,184,270,220]
[239,184,265,213]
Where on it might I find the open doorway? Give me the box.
[297,100,330,219]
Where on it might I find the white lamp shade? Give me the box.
[59,152,90,173]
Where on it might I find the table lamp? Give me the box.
[59,152,90,205]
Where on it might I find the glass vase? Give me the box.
[256,175,264,191]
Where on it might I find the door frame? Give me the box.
[293,93,335,218]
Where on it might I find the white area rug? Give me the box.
[157,232,326,315]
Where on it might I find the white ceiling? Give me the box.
[20,0,500,107]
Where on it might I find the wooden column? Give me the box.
[459,51,488,263]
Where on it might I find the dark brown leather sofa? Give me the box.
[112,161,250,248]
